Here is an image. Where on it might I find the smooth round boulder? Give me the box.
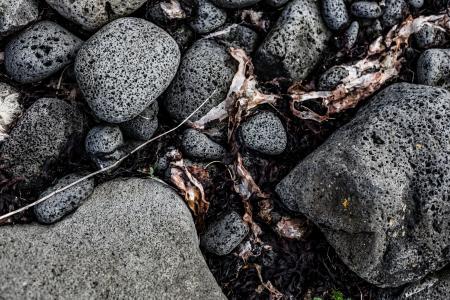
[75,18,180,123]
[5,21,82,84]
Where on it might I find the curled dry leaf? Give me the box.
[291,14,450,122]
[160,0,186,19]
[275,217,309,240]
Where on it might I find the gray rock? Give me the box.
[417,49,450,90]
[0,0,39,39]
[255,0,331,81]
[164,39,236,121]
[85,125,125,169]
[120,101,159,141]
[34,174,95,224]
[0,82,21,143]
[190,0,226,34]
[169,24,195,51]
[381,0,409,28]
[341,21,359,49]
[350,1,383,19]
[265,0,290,7]
[414,24,447,49]
[366,19,383,39]
[321,0,349,31]
[201,211,249,256]
[0,98,84,188]
[240,111,287,155]
[182,129,226,160]
[45,0,147,31]
[408,0,424,9]
[276,83,450,287]
[0,178,226,299]
[396,270,450,300]
[75,18,180,123]
[5,21,82,84]
[318,66,349,90]
[210,0,261,9]
[209,24,258,54]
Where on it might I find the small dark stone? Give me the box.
[350,1,383,19]
[321,0,350,31]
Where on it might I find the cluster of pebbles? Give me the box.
[1,0,450,299]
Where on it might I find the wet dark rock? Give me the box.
[85,125,125,169]
[276,83,450,287]
[414,24,448,49]
[5,21,82,84]
[75,18,180,123]
[318,66,349,90]
[182,129,226,160]
[210,24,258,54]
[255,0,331,81]
[417,49,450,90]
[350,1,383,19]
[341,21,359,49]
[120,101,159,141]
[321,0,350,31]
[381,0,409,28]
[0,0,39,39]
[210,0,261,9]
[189,0,226,34]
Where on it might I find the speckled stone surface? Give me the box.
[210,0,261,9]
[318,66,350,90]
[120,101,159,141]
[75,18,180,123]
[0,0,39,39]
[5,21,82,84]
[85,125,124,169]
[350,1,383,19]
[381,0,409,28]
[182,129,226,160]
[417,48,450,90]
[321,0,349,31]
[190,0,227,34]
[211,24,259,53]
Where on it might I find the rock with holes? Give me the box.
[75,18,180,123]
[255,0,331,81]
[0,178,226,299]
[381,0,409,28]
[318,66,349,90]
[0,0,39,39]
[164,38,236,121]
[240,111,287,155]
[276,83,450,287]
[210,24,259,54]
[414,24,448,49]
[265,0,290,7]
[189,0,226,34]
[0,98,85,188]
[34,174,95,224]
[201,211,249,256]
[321,0,349,31]
[4,21,82,84]
[120,101,159,141]
[417,49,450,90]
[350,1,383,19]
[182,129,226,160]
[85,125,125,169]
[45,0,147,31]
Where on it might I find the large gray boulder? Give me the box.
[0,98,85,188]
[276,83,450,287]
[255,0,331,81]
[0,0,38,39]
[0,178,225,299]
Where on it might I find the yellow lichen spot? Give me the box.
[415,143,423,150]
[342,198,350,209]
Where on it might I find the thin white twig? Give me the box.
[0,90,217,222]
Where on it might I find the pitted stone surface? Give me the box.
[189,0,226,34]
[417,49,450,90]
[182,129,226,160]
[321,0,349,31]
[350,1,383,19]
[120,101,159,141]
[0,0,39,39]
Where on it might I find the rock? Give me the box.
[210,0,261,9]
[120,101,159,141]
[255,0,331,81]
[318,66,349,90]
[190,0,226,34]
[414,24,447,49]
[34,174,95,224]
[0,178,226,299]
[182,129,226,160]
[365,19,383,39]
[45,0,147,31]
[75,18,180,123]
[408,0,424,9]
[265,0,290,8]
[0,98,84,188]
[321,0,349,31]
[0,0,39,39]
[341,21,359,49]
[164,39,236,121]
[85,125,125,169]
[5,21,82,84]
[350,1,383,19]
[201,211,249,256]
[417,49,450,90]
[210,24,258,54]
[0,82,21,143]
[240,111,287,156]
[395,270,450,299]
[276,83,450,287]
[381,0,409,28]
[169,25,195,51]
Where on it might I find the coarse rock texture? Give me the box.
[75,18,180,123]
[210,0,261,9]
[85,125,124,169]
[255,0,331,81]
[5,21,83,84]
[381,0,409,28]
[318,66,350,91]
[0,0,39,39]
[341,20,359,49]
[414,24,448,49]
[211,24,258,54]
[190,0,227,34]
[417,49,450,89]
[240,111,287,156]
[0,178,226,299]
[350,1,383,19]
[276,83,450,287]
[182,128,226,160]
[45,0,147,31]
[201,211,249,256]
[321,0,349,31]
[0,82,21,143]
[0,98,84,188]
[164,39,236,121]
[120,101,159,141]
[265,0,290,8]
[395,270,450,299]
[408,0,424,9]
[34,174,95,224]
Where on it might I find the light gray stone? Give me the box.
[408,0,424,9]
[381,0,409,28]
[350,1,383,19]
[120,101,159,141]
[276,83,450,287]
[417,49,450,90]
[255,0,331,81]
[5,21,82,84]
[318,66,349,90]
[85,125,124,169]
[240,111,287,155]
[0,0,39,39]
[321,0,349,31]
[45,0,147,31]
[201,211,249,256]
[182,129,226,160]
[0,178,226,299]
[75,18,180,123]
[34,174,95,224]
[190,0,227,34]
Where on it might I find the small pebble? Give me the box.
[381,0,409,28]
[342,21,359,49]
[190,0,227,34]
[318,66,350,91]
[408,0,424,8]
[85,125,125,169]
[209,24,259,54]
[34,174,95,224]
[350,1,383,19]
[414,23,448,49]
[321,0,350,31]
[182,129,226,160]
[210,0,261,9]
[121,101,159,140]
